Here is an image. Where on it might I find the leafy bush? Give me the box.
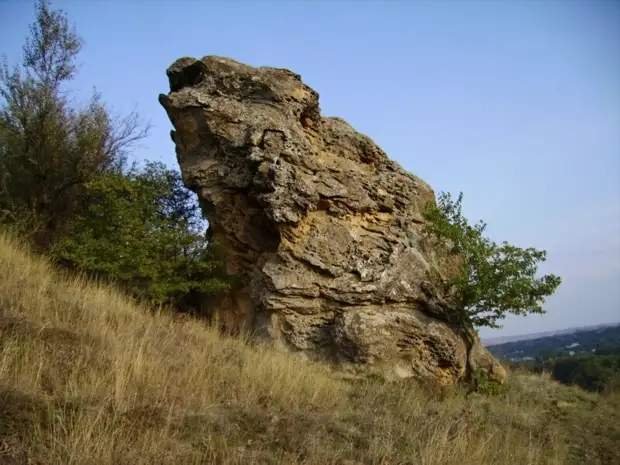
[51,161,232,307]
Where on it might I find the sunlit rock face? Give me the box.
[159,55,506,384]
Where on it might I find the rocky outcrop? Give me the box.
[159,56,505,384]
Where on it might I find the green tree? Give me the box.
[550,354,620,392]
[423,191,562,331]
[536,348,558,363]
[0,0,148,249]
[51,161,232,307]
[596,341,620,356]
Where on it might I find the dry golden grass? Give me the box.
[1,231,618,465]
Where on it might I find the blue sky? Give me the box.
[1,0,619,338]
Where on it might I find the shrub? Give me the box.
[51,162,232,308]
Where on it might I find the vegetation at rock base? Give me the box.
[2,232,620,465]
[0,0,230,311]
[423,191,562,330]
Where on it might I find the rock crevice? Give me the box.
[159,55,505,384]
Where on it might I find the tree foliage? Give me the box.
[1,1,231,313]
[0,0,148,249]
[51,161,232,306]
[423,191,562,330]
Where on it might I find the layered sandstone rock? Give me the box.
[159,56,505,384]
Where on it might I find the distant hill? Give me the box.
[486,323,620,362]
[483,322,620,346]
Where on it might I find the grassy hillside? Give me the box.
[1,232,619,465]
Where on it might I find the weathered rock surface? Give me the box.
[159,56,505,384]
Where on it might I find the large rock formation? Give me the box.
[159,56,505,384]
